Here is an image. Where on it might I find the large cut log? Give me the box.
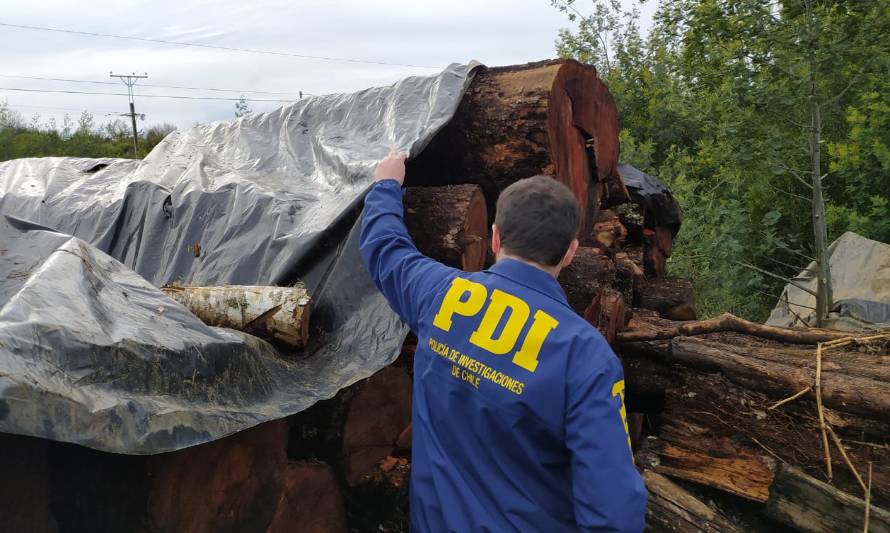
[638,277,697,321]
[408,59,626,232]
[162,284,311,347]
[45,419,290,532]
[404,185,488,271]
[764,463,890,533]
[557,247,616,313]
[267,461,348,533]
[669,335,890,422]
[643,470,744,532]
[342,367,413,486]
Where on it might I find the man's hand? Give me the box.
[374,151,407,186]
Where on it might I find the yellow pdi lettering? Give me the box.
[612,379,632,453]
[512,310,559,372]
[432,277,487,332]
[469,289,529,354]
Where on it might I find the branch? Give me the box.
[736,261,819,297]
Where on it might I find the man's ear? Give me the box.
[560,238,579,268]
[491,224,501,257]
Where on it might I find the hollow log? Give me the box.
[162,284,311,347]
[404,185,488,271]
[407,59,626,232]
[557,247,616,314]
[643,470,744,532]
[638,277,697,321]
[765,463,890,533]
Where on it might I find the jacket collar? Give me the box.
[486,258,570,308]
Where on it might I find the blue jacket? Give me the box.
[360,179,647,532]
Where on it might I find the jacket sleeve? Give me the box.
[359,179,457,331]
[565,343,647,532]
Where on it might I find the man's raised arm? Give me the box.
[359,152,456,331]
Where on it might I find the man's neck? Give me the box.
[495,252,561,277]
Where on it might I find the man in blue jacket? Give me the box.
[360,151,647,532]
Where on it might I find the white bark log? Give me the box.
[162,285,311,348]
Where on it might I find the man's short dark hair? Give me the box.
[494,176,580,266]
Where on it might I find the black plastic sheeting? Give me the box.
[618,163,682,234]
[0,63,475,454]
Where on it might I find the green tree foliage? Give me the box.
[235,95,251,118]
[553,0,890,320]
[0,100,175,161]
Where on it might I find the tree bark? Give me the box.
[162,284,311,348]
[407,59,626,233]
[404,185,488,271]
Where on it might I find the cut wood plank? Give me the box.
[408,59,626,232]
[162,284,311,347]
[764,463,890,533]
[644,470,744,532]
[404,185,488,271]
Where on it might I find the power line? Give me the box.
[0,86,294,102]
[0,22,439,69]
[0,73,301,96]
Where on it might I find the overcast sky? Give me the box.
[0,0,655,130]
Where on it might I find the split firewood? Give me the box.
[408,59,626,232]
[162,284,311,348]
[638,277,697,321]
[643,470,744,532]
[616,311,851,344]
[404,185,488,271]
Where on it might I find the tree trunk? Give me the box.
[162,285,311,348]
[404,185,488,271]
[765,463,890,533]
[557,247,616,313]
[643,470,744,532]
[638,277,697,321]
[407,59,626,233]
[629,365,890,506]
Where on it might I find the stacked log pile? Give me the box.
[5,59,888,532]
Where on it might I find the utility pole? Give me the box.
[110,71,148,156]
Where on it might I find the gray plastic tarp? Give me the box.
[766,231,890,331]
[0,63,476,454]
